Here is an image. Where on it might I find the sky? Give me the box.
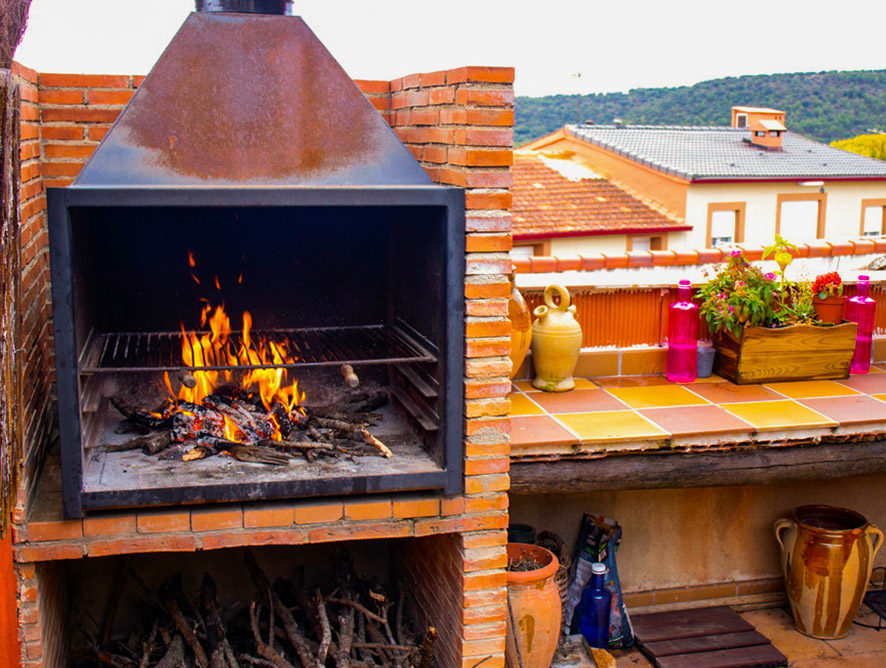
[14,0,886,98]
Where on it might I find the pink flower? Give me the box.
[728,306,735,313]
[764,272,776,281]
[730,250,742,257]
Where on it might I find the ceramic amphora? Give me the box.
[531,284,582,392]
[506,543,562,668]
[774,505,883,639]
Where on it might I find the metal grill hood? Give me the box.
[74,12,432,187]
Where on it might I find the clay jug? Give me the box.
[506,543,562,668]
[531,284,582,392]
[508,271,532,379]
[774,505,883,639]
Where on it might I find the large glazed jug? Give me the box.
[508,271,532,380]
[531,284,582,392]
[774,505,883,639]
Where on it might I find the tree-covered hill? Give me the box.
[515,70,886,147]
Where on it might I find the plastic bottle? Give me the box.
[666,280,699,383]
[846,275,876,374]
[578,562,612,649]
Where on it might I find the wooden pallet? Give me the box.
[631,606,788,668]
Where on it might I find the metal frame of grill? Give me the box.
[49,186,465,518]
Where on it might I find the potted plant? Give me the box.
[698,239,858,384]
[812,271,845,324]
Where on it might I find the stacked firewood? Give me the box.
[106,387,393,465]
[80,551,435,668]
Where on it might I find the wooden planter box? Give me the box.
[712,322,858,384]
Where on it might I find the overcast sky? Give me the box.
[14,0,886,97]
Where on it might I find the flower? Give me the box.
[730,249,742,257]
[764,272,776,281]
[812,271,843,300]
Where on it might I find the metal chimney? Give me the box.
[196,0,289,14]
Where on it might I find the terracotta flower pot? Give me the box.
[775,505,883,639]
[813,294,845,325]
[506,543,562,668]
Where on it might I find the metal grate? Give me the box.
[82,325,434,373]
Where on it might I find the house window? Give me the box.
[860,199,886,237]
[706,202,746,248]
[776,193,826,242]
[511,240,550,259]
[627,236,665,252]
[736,114,747,128]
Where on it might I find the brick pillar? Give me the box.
[385,66,515,668]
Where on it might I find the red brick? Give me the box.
[466,215,511,233]
[87,89,135,105]
[465,281,510,299]
[392,498,440,519]
[16,543,84,562]
[420,71,447,87]
[465,301,507,320]
[464,603,507,624]
[465,108,514,127]
[465,397,509,418]
[40,73,131,88]
[82,514,136,537]
[201,529,307,550]
[344,499,392,521]
[308,522,411,543]
[293,502,343,525]
[401,73,421,89]
[466,234,511,253]
[409,108,438,125]
[422,146,448,163]
[465,190,511,211]
[438,107,468,125]
[133,75,147,87]
[464,458,509,475]
[244,504,295,528]
[465,319,510,338]
[40,125,84,141]
[449,148,512,168]
[38,89,83,105]
[463,570,508,591]
[429,126,455,144]
[465,416,510,437]
[25,519,81,542]
[88,126,111,142]
[454,128,513,147]
[456,88,515,107]
[191,506,243,532]
[441,496,465,516]
[414,514,508,536]
[464,494,509,513]
[464,473,509,494]
[429,87,456,105]
[136,510,190,533]
[465,380,511,400]
[43,143,95,160]
[463,170,513,189]
[354,79,389,94]
[465,256,511,275]
[465,338,510,358]
[87,535,197,557]
[41,107,122,124]
[463,619,508,640]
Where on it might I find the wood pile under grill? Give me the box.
[78,550,435,668]
[105,387,394,465]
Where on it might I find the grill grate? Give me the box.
[82,324,434,373]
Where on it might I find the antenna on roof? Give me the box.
[572,72,582,124]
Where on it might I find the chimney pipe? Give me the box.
[195,0,289,14]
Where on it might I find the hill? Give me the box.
[515,70,886,147]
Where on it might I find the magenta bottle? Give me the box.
[666,280,698,383]
[847,275,876,374]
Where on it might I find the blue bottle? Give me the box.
[579,562,612,649]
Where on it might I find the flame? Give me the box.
[168,301,302,442]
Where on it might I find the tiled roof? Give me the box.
[566,124,886,181]
[511,152,685,237]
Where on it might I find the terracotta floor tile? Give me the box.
[554,410,668,444]
[689,373,726,383]
[531,388,628,414]
[512,380,537,393]
[509,393,545,416]
[867,365,885,373]
[721,400,837,431]
[639,404,755,437]
[822,609,886,656]
[763,380,861,399]
[510,415,578,447]
[799,394,886,425]
[592,375,671,388]
[605,384,710,409]
[834,372,886,394]
[687,381,784,404]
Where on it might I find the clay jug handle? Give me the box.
[543,284,571,311]
[773,518,793,550]
[866,524,884,559]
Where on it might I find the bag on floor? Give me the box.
[563,513,634,648]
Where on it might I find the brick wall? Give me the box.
[9,64,514,667]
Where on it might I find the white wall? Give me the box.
[686,181,886,248]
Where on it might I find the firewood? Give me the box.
[417,628,436,668]
[111,397,171,430]
[359,430,393,458]
[104,431,172,455]
[160,578,209,668]
[155,635,186,668]
[226,443,290,466]
[249,602,297,668]
[340,364,360,388]
[114,420,151,435]
[199,574,238,668]
[315,589,332,664]
[326,597,387,625]
[259,439,333,451]
[138,621,159,668]
[335,604,355,668]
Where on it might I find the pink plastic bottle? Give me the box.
[666,280,698,383]
[846,275,876,374]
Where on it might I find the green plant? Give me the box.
[698,250,779,338]
[762,235,798,290]
[777,281,818,325]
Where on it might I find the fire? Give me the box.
[164,307,304,444]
